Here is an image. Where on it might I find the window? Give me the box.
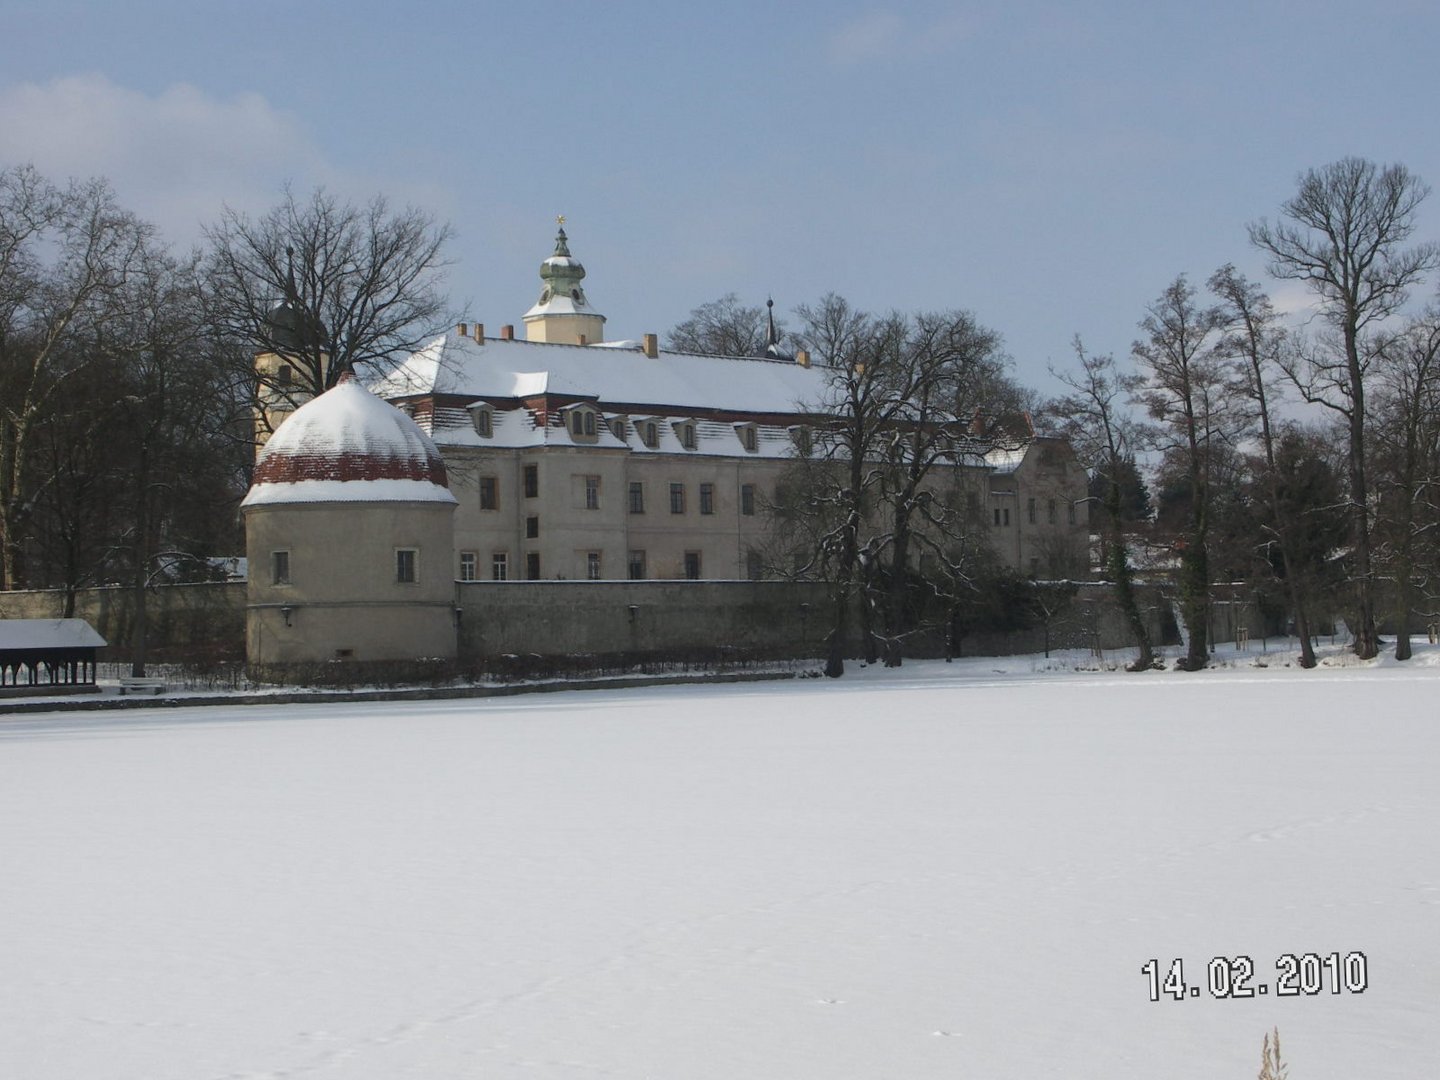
[670,483,686,514]
[1048,499,1057,524]
[738,425,758,452]
[523,463,539,498]
[994,507,1010,527]
[1028,497,1036,524]
[994,507,1001,527]
[628,481,645,514]
[677,422,697,450]
[492,552,508,581]
[525,515,539,539]
[569,409,597,437]
[472,407,493,438]
[745,550,763,580]
[741,483,755,516]
[586,552,602,580]
[683,552,701,580]
[525,552,541,580]
[271,550,291,585]
[584,475,600,510]
[699,482,714,515]
[1003,508,1011,526]
[1068,502,1077,525]
[459,551,477,581]
[641,421,658,449]
[479,475,498,510]
[627,550,646,580]
[276,364,293,387]
[396,548,418,583]
[610,416,627,440]
[791,426,813,455]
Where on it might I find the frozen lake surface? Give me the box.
[3,651,1437,1078]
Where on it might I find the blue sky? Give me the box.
[4,0,1439,394]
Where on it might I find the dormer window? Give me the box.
[675,421,698,450]
[609,416,627,440]
[640,420,659,449]
[565,406,600,440]
[736,424,758,452]
[471,404,494,438]
[790,425,813,456]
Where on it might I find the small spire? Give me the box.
[765,297,778,350]
[553,215,571,257]
[284,246,298,301]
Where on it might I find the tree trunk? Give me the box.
[1344,324,1379,659]
[1107,476,1154,670]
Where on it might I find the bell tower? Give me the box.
[522,217,607,345]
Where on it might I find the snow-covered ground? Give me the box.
[3,645,1437,1079]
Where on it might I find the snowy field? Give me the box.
[3,649,1437,1079]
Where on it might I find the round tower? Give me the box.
[240,375,459,680]
[522,219,607,345]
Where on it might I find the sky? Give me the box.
[3,0,1440,396]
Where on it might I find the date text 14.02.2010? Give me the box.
[1141,953,1368,1002]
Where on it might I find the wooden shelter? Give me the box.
[0,619,106,696]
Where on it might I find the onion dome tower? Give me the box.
[254,249,331,455]
[240,375,459,679]
[522,217,607,345]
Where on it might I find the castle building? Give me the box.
[247,226,1088,609]
[365,225,1089,584]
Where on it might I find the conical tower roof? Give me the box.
[241,376,456,507]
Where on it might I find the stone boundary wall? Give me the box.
[0,583,246,660]
[0,577,1254,671]
[456,579,835,661]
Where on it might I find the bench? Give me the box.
[119,677,166,696]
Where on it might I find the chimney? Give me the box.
[472,323,484,343]
[501,324,514,340]
[457,322,468,337]
[796,349,811,368]
[643,333,659,359]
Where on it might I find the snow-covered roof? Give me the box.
[372,334,826,416]
[984,446,1029,475]
[241,376,457,508]
[0,618,106,650]
[523,294,596,318]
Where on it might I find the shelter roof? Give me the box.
[0,619,106,650]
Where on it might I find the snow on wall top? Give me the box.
[371,334,826,416]
[241,377,457,508]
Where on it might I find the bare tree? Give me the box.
[204,186,454,404]
[1210,264,1329,666]
[666,293,792,357]
[1048,339,1156,670]
[1250,157,1440,658]
[871,310,1012,666]
[0,166,150,590]
[783,295,899,676]
[1371,313,1440,659]
[1132,275,1230,668]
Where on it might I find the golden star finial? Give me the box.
[556,214,566,227]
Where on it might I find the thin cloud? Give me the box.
[824,9,974,66]
[0,73,330,244]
